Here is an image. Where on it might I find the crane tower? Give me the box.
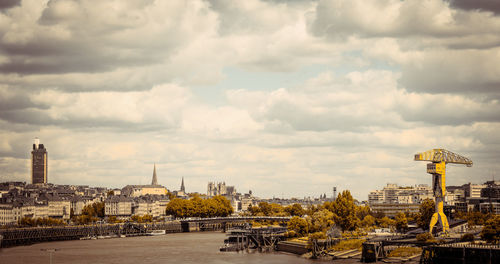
[414,149,472,234]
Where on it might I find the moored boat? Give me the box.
[147,230,166,236]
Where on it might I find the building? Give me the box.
[207,182,236,197]
[463,183,486,198]
[38,195,70,220]
[31,138,48,184]
[0,204,15,225]
[367,183,433,217]
[105,196,132,217]
[131,196,168,218]
[121,165,167,197]
[368,184,432,204]
[0,199,35,225]
[122,185,167,197]
[445,188,465,206]
[173,177,186,197]
[369,203,421,217]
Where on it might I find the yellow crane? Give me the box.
[414,149,473,234]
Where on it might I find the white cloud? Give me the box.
[0,0,499,200]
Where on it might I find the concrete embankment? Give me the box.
[276,241,309,255]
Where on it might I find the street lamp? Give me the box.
[41,248,59,264]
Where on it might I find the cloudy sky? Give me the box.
[1,0,499,200]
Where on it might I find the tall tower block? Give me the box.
[31,138,48,184]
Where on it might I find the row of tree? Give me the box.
[247,191,439,237]
[18,217,66,227]
[165,195,233,218]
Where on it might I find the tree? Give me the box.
[288,216,308,236]
[212,195,233,217]
[361,215,376,228]
[307,209,335,233]
[247,204,261,216]
[377,216,395,228]
[165,195,233,218]
[81,202,105,218]
[417,199,435,230]
[166,198,190,218]
[467,211,489,226]
[356,205,371,220]
[258,202,272,216]
[395,212,408,233]
[416,232,434,242]
[330,190,359,231]
[269,203,286,216]
[285,203,305,217]
[480,215,500,243]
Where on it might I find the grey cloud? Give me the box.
[447,0,500,15]
[0,93,49,112]
[0,1,208,76]
[0,109,176,132]
[400,63,500,96]
[308,0,500,40]
[0,50,159,75]
[397,102,500,126]
[0,0,20,10]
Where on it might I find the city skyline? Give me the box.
[1,1,500,200]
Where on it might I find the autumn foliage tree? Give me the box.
[417,199,435,230]
[73,201,105,224]
[331,190,358,231]
[480,215,500,243]
[284,203,305,217]
[307,209,335,233]
[395,212,408,232]
[166,195,233,218]
[287,216,308,237]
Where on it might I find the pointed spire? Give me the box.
[152,163,158,185]
[180,177,185,192]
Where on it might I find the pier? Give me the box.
[420,243,500,264]
[220,226,287,252]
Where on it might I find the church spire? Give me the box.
[152,163,158,185]
[180,177,185,192]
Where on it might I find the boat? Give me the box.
[147,230,166,236]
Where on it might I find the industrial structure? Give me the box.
[31,138,48,184]
[414,149,473,234]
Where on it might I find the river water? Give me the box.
[0,232,325,264]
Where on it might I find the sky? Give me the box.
[1,0,500,200]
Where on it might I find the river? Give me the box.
[0,232,326,264]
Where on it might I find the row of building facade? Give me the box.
[367,181,500,217]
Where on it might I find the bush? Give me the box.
[285,230,297,238]
[387,247,422,258]
[460,233,475,242]
[307,232,327,250]
[416,232,434,242]
[308,231,327,240]
[331,239,366,251]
